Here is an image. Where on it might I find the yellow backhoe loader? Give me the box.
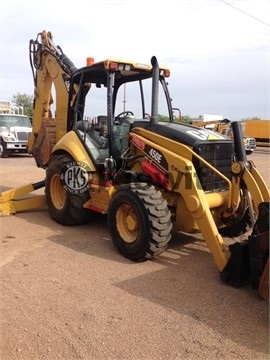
[1,31,269,299]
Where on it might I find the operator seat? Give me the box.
[96,116,108,138]
[76,118,108,149]
[76,119,91,132]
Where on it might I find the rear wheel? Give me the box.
[108,183,172,261]
[45,154,92,225]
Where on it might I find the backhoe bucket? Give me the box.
[0,181,46,216]
[220,202,269,298]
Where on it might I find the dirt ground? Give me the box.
[0,148,269,360]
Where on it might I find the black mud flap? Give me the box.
[220,202,269,289]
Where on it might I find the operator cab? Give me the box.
[75,113,148,165]
[68,58,172,167]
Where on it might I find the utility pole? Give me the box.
[123,83,126,112]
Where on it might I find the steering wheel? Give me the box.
[114,111,134,124]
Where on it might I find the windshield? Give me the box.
[0,115,32,128]
[81,77,171,121]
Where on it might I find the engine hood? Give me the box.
[131,120,232,148]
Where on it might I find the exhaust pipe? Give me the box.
[150,56,159,125]
[231,121,248,165]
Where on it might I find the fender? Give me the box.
[52,131,97,172]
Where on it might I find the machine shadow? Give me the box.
[44,214,270,353]
[3,209,269,355]
[114,232,269,354]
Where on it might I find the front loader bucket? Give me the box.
[220,202,269,297]
[0,180,46,216]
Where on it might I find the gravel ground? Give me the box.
[0,148,269,360]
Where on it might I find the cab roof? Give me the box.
[72,58,170,86]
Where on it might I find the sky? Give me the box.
[0,0,269,120]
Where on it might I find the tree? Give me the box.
[157,113,193,123]
[12,93,34,117]
[242,117,261,121]
[158,114,169,121]
[181,115,192,124]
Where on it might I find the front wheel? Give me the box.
[108,183,172,261]
[45,154,92,225]
[0,139,8,158]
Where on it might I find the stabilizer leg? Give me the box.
[0,180,46,216]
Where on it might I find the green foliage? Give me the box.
[181,115,192,124]
[157,114,194,124]
[12,93,34,117]
[242,117,261,120]
[158,114,169,121]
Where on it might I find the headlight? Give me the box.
[2,134,16,141]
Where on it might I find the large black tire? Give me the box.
[45,154,92,225]
[108,183,172,261]
[0,139,8,158]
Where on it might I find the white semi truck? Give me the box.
[0,101,32,158]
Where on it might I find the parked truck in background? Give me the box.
[191,117,256,155]
[243,120,270,147]
[219,124,256,155]
[0,101,32,158]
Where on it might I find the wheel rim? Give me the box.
[50,174,66,210]
[116,204,139,243]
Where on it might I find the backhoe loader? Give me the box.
[0,31,269,299]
